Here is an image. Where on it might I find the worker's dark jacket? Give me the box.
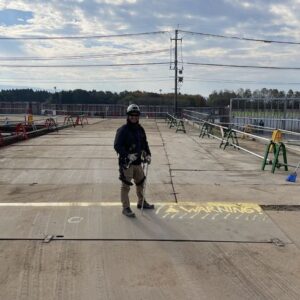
[114,120,151,166]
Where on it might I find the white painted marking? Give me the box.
[68,216,83,224]
[224,213,231,220]
[179,213,188,219]
[162,213,170,219]
[155,204,165,215]
[235,214,243,220]
[32,212,40,225]
[211,213,219,220]
[171,212,179,219]
[201,213,209,220]
[252,215,257,221]
[190,212,200,219]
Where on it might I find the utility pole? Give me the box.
[174,29,178,116]
[171,29,181,116]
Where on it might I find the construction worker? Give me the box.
[114,104,154,217]
[259,119,265,135]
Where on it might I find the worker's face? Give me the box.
[128,114,139,123]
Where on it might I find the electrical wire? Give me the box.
[180,39,184,69]
[185,62,300,70]
[0,49,169,61]
[179,30,300,45]
[0,76,172,83]
[0,31,169,40]
[184,76,300,84]
[169,40,173,69]
[2,76,299,85]
[183,78,300,85]
[0,62,170,68]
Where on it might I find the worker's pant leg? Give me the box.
[120,166,133,208]
[133,164,146,205]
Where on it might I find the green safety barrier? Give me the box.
[165,114,172,124]
[199,122,213,138]
[166,114,186,133]
[220,128,239,150]
[262,141,288,173]
[175,119,186,133]
[169,117,177,128]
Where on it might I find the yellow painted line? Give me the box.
[0,202,123,207]
[0,201,261,212]
[0,202,175,207]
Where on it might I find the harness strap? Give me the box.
[119,166,133,186]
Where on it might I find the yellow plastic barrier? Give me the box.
[28,114,33,125]
[271,130,282,143]
[269,130,282,152]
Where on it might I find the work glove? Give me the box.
[145,155,151,164]
[127,153,138,162]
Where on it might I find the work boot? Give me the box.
[122,207,136,218]
[137,200,154,209]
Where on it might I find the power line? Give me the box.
[2,60,300,74]
[0,78,172,84]
[0,31,169,40]
[1,78,299,85]
[186,62,300,70]
[2,75,300,85]
[0,49,169,61]
[179,30,300,45]
[0,62,170,68]
[0,76,172,82]
[184,78,300,85]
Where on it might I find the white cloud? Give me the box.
[269,4,299,26]
[0,0,300,96]
[95,0,137,5]
[189,48,228,58]
[224,0,260,10]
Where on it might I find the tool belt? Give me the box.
[118,165,133,186]
[118,162,146,186]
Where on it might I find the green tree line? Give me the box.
[0,89,206,107]
[1,88,299,107]
[207,88,300,107]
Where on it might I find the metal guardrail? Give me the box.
[184,110,300,152]
[232,116,300,133]
[182,110,299,168]
[230,122,300,137]
[0,115,90,147]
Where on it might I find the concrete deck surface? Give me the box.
[0,118,300,300]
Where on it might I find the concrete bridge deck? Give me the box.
[0,118,300,300]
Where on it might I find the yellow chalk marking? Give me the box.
[178,202,263,215]
[0,201,263,216]
[165,206,180,213]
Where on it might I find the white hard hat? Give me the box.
[127,104,140,115]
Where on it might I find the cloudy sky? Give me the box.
[0,0,300,96]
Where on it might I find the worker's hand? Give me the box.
[145,155,151,164]
[127,153,138,162]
